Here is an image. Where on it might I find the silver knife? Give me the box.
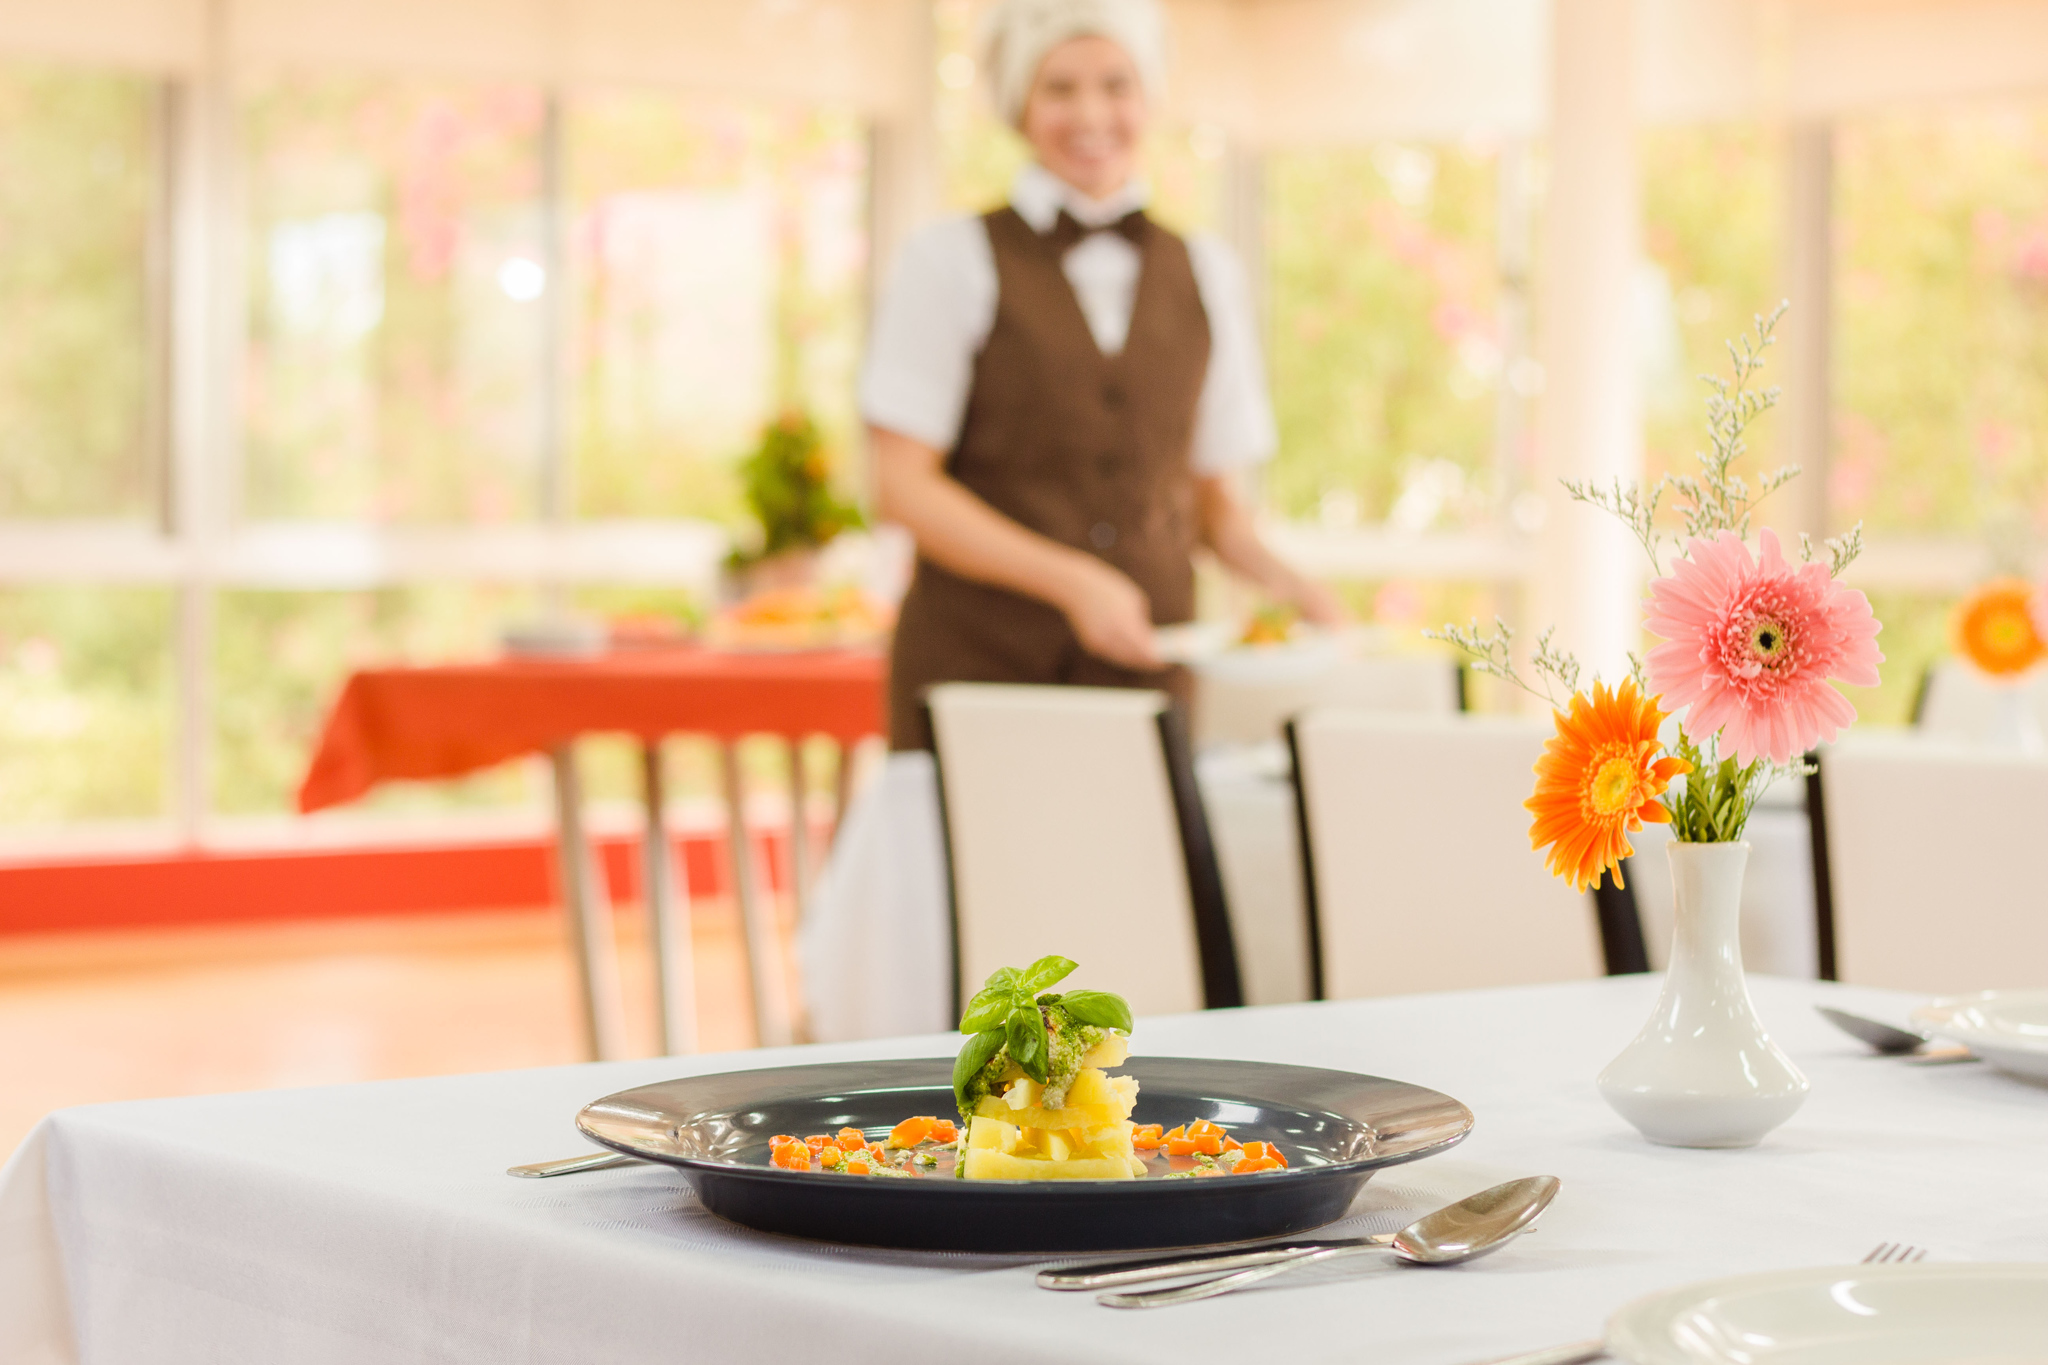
[1037,1233,1398,1289]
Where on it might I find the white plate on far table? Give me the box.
[1156,624,1342,685]
[1607,1263,2048,1364]
[1912,990,2048,1083]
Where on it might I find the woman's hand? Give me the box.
[1194,473,1353,628]
[1293,578,1351,629]
[1056,556,1162,670]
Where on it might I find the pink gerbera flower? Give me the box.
[1645,529,1884,764]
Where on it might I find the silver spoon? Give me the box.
[1096,1175,1560,1309]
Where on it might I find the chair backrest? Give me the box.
[1288,709,1608,998]
[1814,735,2048,992]
[1195,653,1463,748]
[926,683,1242,1018]
[1913,661,2048,743]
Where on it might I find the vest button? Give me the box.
[1102,382,1125,409]
[1089,522,1118,549]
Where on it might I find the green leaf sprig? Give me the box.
[950,956,1132,1114]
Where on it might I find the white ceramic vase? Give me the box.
[1598,840,1808,1148]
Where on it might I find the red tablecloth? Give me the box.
[298,648,886,813]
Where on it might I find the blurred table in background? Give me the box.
[300,648,886,1061]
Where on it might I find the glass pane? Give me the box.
[1265,142,1503,529]
[0,588,172,823]
[1639,125,1785,486]
[213,586,540,815]
[565,92,868,522]
[1837,104,2048,536]
[0,64,158,519]
[241,77,547,523]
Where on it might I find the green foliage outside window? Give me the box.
[0,65,157,519]
[1639,125,1784,487]
[1836,107,2048,536]
[1263,143,1501,530]
[0,589,171,823]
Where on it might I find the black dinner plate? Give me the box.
[575,1056,1473,1251]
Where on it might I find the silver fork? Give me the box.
[1457,1243,1933,1365]
[1863,1241,1928,1263]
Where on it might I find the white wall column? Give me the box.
[1532,0,1643,686]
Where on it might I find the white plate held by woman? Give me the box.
[1606,1263,2048,1364]
[1911,989,2048,1083]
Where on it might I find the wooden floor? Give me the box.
[0,899,789,1163]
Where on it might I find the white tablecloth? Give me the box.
[7,976,2046,1365]
[799,750,1816,1042]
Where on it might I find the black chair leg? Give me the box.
[1592,861,1650,975]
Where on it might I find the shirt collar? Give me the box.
[1010,162,1151,235]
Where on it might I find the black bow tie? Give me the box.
[1047,208,1150,252]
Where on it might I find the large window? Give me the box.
[568,93,868,523]
[0,65,160,521]
[1836,104,2048,538]
[1264,141,1509,533]
[242,79,549,523]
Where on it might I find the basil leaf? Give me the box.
[959,983,1015,1034]
[1059,989,1134,1033]
[1018,955,1078,995]
[1006,1007,1050,1084]
[951,1028,1006,1113]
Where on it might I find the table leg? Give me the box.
[722,739,793,1047]
[786,736,812,924]
[830,738,858,854]
[640,740,697,1056]
[548,743,627,1062]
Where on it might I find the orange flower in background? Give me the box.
[1952,578,2046,677]
[1526,678,1693,893]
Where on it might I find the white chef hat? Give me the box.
[978,0,1169,128]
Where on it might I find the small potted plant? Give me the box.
[727,410,864,593]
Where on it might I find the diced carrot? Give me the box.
[836,1127,867,1151]
[1191,1165,1230,1177]
[1131,1124,1165,1150]
[768,1134,799,1148]
[1222,1137,1242,1153]
[845,1158,871,1175]
[1166,1134,1223,1157]
[888,1117,934,1148]
[770,1142,811,1171]
[928,1120,958,1143]
[803,1134,832,1151]
[1163,1125,1186,1142]
[1233,1156,1281,1174]
[867,1143,889,1161]
[1188,1119,1226,1138]
[1237,1142,1289,1167]
[817,1146,843,1169]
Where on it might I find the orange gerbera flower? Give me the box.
[1525,678,1692,892]
[1952,578,2045,678]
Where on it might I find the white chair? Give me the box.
[1287,709,1609,999]
[1913,660,2048,747]
[926,683,1241,1018]
[1813,734,2048,992]
[1194,653,1463,748]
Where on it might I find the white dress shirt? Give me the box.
[859,164,1278,476]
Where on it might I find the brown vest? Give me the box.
[888,206,1213,749]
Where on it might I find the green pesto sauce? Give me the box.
[958,1003,1113,1117]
